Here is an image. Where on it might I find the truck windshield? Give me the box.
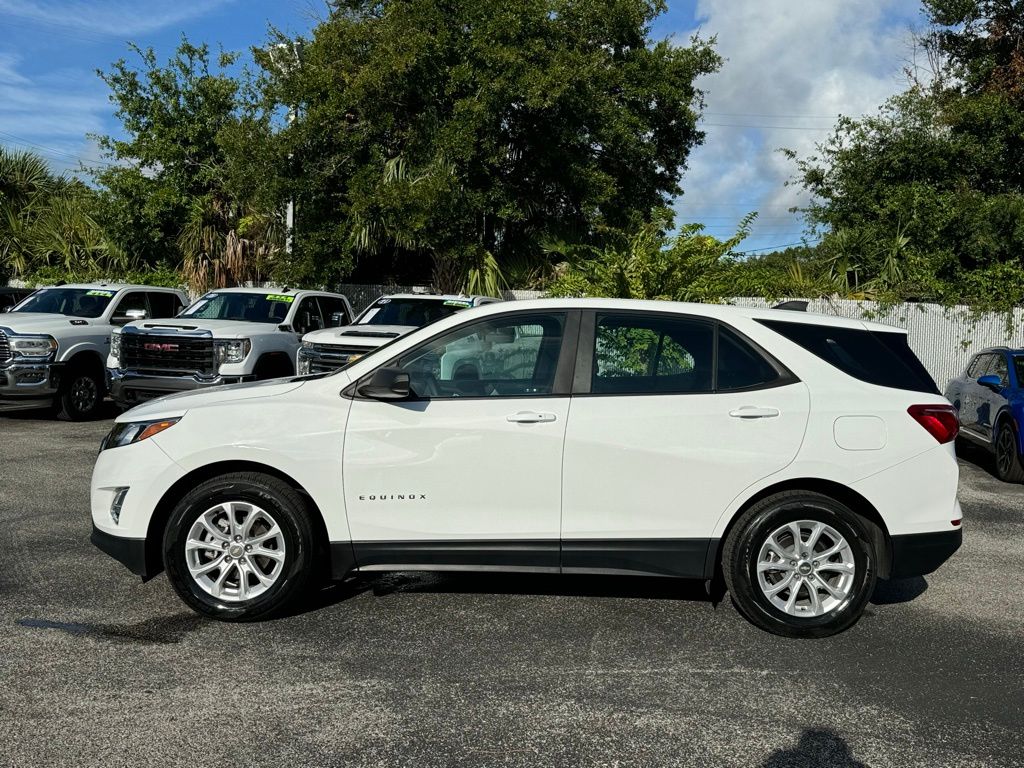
[180,293,294,323]
[10,288,115,318]
[357,298,472,327]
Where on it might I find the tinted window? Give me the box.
[592,314,713,394]
[1013,356,1024,387]
[319,296,351,327]
[148,292,183,318]
[358,297,472,327]
[717,326,781,390]
[293,297,324,335]
[966,354,989,378]
[991,354,1010,387]
[113,292,148,318]
[12,287,114,318]
[396,313,566,398]
[758,319,938,394]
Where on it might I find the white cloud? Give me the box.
[0,0,235,38]
[673,0,922,252]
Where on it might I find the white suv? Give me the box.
[90,299,962,637]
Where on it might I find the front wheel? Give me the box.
[722,491,876,638]
[55,365,105,421]
[994,421,1024,483]
[163,472,317,621]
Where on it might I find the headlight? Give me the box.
[10,335,57,358]
[101,418,180,451]
[110,332,122,363]
[214,339,251,365]
[297,355,312,375]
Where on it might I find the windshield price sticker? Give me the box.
[266,294,295,303]
[86,290,114,297]
[443,300,473,307]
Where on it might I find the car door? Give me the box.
[560,311,810,578]
[978,353,1010,442]
[342,309,578,570]
[961,353,993,437]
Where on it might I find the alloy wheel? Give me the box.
[71,375,98,414]
[185,501,287,602]
[997,427,1016,477]
[756,520,856,617]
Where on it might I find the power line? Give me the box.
[0,130,117,168]
[736,241,817,254]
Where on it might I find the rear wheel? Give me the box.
[55,363,104,421]
[723,491,876,638]
[994,420,1024,483]
[163,472,317,621]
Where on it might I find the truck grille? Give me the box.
[121,334,216,375]
[0,330,10,363]
[307,344,368,374]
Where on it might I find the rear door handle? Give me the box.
[507,411,557,423]
[729,406,780,419]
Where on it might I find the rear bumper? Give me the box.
[90,524,151,579]
[889,528,963,579]
[108,368,253,406]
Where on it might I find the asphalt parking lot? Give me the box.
[1,410,1022,768]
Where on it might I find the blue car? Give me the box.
[945,347,1024,482]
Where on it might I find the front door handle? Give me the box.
[729,406,780,419]
[507,411,557,424]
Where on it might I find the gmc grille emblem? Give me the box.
[144,342,179,352]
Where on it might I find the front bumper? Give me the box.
[889,528,963,578]
[90,524,151,578]
[108,368,254,406]
[0,360,63,410]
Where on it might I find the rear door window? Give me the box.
[757,319,938,394]
[148,292,184,318]
[592,314,713,394]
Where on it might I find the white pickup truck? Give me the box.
[108,287,353,408]
[297,292,499,374]
[0,283,188,419]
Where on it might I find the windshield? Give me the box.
[181,292,294,323]
[356,297,473,327]
[10,288,115,318]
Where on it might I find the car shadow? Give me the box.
[291,570,715,618]
[955,437,1002,480]
[871,576,927,605]
[0,400,120,420]
[760,729,868,768]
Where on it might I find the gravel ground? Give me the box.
[0,410,1021,767]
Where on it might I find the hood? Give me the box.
[0,313,98,333]
[303,324,416,348]
[117,377,306,422]
[123,318,278,338]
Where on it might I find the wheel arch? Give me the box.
[143,459,332,580]
[254,351,295,378]
[64,348,106,375]
[708,478,894,581]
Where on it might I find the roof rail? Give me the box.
[772,300,809,312]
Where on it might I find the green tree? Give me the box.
[792,0,1024,310]
[546,209,754,301]
[263,0,720,289]
[94,39,281,293]
[0,148,125,282]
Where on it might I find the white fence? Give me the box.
[726,297,1022,389]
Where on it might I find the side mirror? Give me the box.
[1,306,10,313]
[112,308,146,326]
[331,312,347,327]
[978,374,1002,390]
[358,367,411,400]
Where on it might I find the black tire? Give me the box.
[163,472,317,621]
[993,419,1024,483]
[55,362,105,421]
[722,491,877,638]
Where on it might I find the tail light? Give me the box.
[908,404,959,444]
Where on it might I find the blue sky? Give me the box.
[0,0,925,254]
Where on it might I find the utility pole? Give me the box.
[269,41,304,255]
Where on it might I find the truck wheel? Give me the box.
[163,472,317,621]
[722,491,876,638]
[56,364,105,421]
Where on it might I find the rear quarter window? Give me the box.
[757,319,938,394]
